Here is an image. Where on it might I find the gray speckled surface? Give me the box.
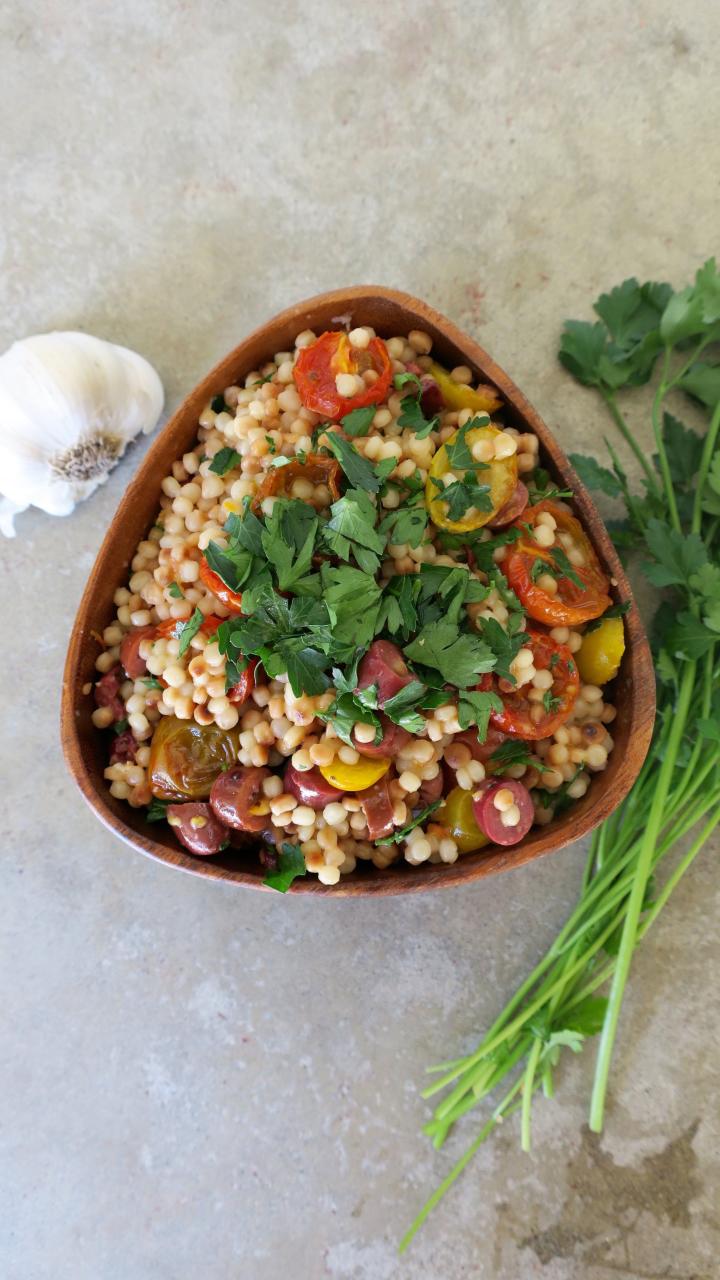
[2,2,719,1277]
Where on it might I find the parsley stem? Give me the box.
[399,1082,526,1254]
[651,349,682,532]
[520,1035,543,1152]
[691,396,720,534]
[588,658,696,1131]
[602,391,660,494]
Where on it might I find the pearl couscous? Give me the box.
[92,321,623,887]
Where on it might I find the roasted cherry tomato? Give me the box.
[148,716,240,800]
[153,614,223,641]
[426,421,518,533]
[294,331,393,420]
[199,557,244,614]
[434,786,490,854]
[227,656,258,706]
[120,624,157,678]
[576,616,625,685]
[359,775,394,839]
[252,455,341,512]
[505,500,611,626]
[318,755,391,792]
[426,361,502,414]
[209,765,271,833]
[478,629,579,740]
[166,802,229,856]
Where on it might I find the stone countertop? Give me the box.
[2,3,719,1277]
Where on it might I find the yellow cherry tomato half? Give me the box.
[426,421,518,533]
[427,362,502,415]
[148,717,241,800]
[576,616,626,685]
[435,786,490,854]
[318,756,391,792]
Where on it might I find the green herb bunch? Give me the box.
[401,260,720,1250]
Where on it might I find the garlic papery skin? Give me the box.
[0,331,164,536]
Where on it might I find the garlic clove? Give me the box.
[0,331,164,535]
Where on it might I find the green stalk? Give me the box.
[520,1036,543,1151]
[692,398,720,534]
[651,349,681,531]
[602,391,660,494]
[588,659,696,1130]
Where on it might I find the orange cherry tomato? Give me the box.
[199,557,244,614]
[227,656,258,706]
[478,628,579,740]
[294,331,393,420]
[505,500,611,626]
[252,455,342,512]
[148,716,240,800]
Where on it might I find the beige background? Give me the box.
[2,2,719,1277]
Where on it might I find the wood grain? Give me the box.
[61,287,656,896]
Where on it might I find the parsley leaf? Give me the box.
[318,691,382,748]
[204,539,257,595]
[568,453,622,498]
[489,740,550,773]
[397,393,439,440]
[457,690,504,743]
[168,582,184,599]
[113,717,129,735]
[261,499,318,592]
[375,801,442,846]
[264,435,277,454]
[322,565,382,650]
[379,490,428,549]
[476,614,526,683]
[678,361,720,411]
[542,689,563,714]
[325,434,386,493]
[209,447,242,476]
[220,589,333,695]
[341,405,376,437]
[141,676,163,690]
[548,546,586,590]
[584,600,631,634]
[210,394,226,413]
[263,843,307,893]
[444,418,491,470]
[382,680,431,734]
[146,798,169,822]
[404,621,495,688]
[393,371,423,395]
[321,489,385,574]
[642,519,707,588]
[434,472,493,522]
[177,608,205,657]
[376,574,420,640]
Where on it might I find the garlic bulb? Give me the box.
[0,331,164,536]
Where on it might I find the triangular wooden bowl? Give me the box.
[61,287,656,895]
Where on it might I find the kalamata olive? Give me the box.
[417,768,444,808]
[166,802,229,856]
[420,375,444,417]
[94,667,125,721]
[487,481,529,529]
[353,713,412,758]
[110,729,138,765]
[471,778,534,846]
[119,625,157,678]
[359,775,395,839]
[284,762,343,810]
[356,640,414,706]
[210,765,271,833]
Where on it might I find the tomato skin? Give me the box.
[426,421,517,533]
[435,786,490,854]
[576,616,625,684]
[479,629,579,740]
[153,614,223,641]
[294,331,393,419]
[506,500,611,626]
[318,755,391,792]
[148,716,240,800]
[252,455,341,511]
[199,558,244,614]
[227,657,258,706]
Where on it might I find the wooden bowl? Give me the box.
[61,287,656,896]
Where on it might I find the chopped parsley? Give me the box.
[263,843,307,893]
[209,447,242,476]
[168,582,184,598]
[177,607,205,657]
[341,405,376,437]
[146,797,169,822]
[376,801,442,846]
[210,394,226,413]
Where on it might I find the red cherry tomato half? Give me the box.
[120,624,157,678]
[359,774,395,840]
[199,557,244,614]
[227,657,258,706]
[166,802,229,856]
[294,331,393,420]
[506,500,611,626]
[478,629,579,740]
[471,778,534,846]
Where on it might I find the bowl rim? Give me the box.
[61,285,656,896]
